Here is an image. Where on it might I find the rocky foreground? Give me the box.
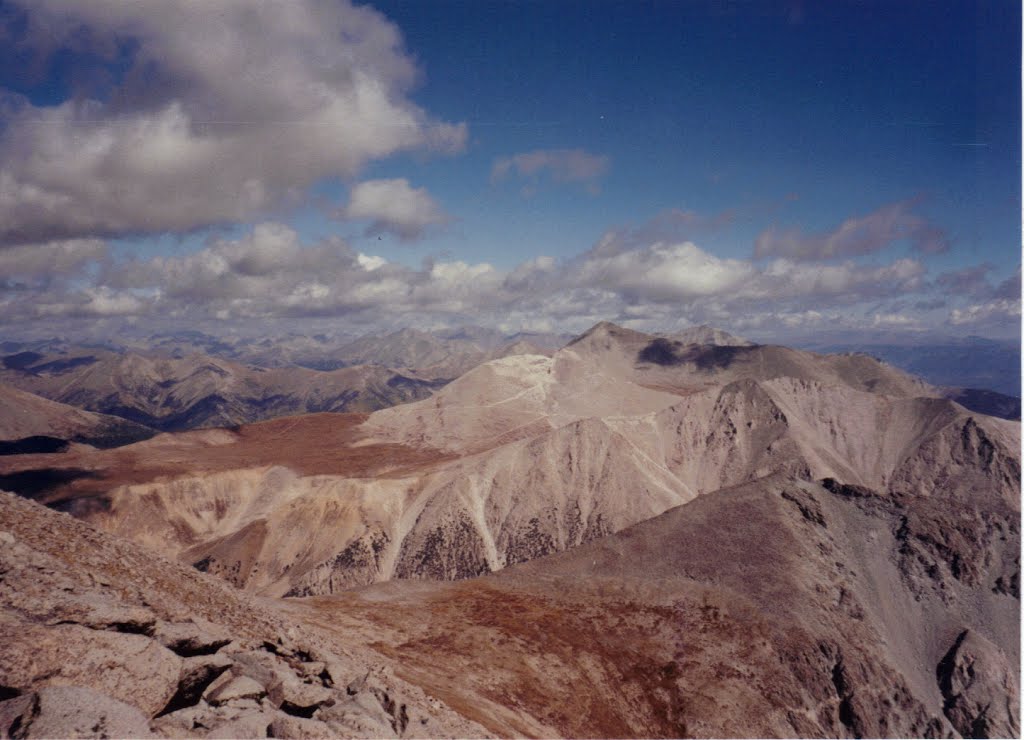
[1,465,1019,738]
[0,490,487,739]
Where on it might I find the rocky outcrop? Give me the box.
[0,490,489,738]
[0,686,156,739]
[0,621,182,717]
[937,629,1020,738]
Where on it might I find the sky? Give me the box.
[0,0,1019,342]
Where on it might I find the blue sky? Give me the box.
[363,0,1019,266]
[0,0,1019,340]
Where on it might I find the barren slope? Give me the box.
[568,321,937,398]
[0,382,153,449]
[290,475,1019,738]
[608,376,1021,503]
[5,412,690,597]
[362,351,683,454]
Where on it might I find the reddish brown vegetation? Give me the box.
[0,412,452,507]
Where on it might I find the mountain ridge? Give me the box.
[4,323,1016,601]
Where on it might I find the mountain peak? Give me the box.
[568,321,642,346]
[582,320,626,335]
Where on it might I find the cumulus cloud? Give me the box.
[745,257,926,303]
[0,0,466,246]
[562,227,925,310]
[356,253,387,271]
[572,236,754,302]
[491,149,609,194]
[341,179,450,241]
[87,222,509,322]
[754,199,949,260]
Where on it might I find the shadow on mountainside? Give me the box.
[0,468,100,500]
[638,338,750,370]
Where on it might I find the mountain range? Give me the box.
[1,325,1016,442]
[0,349,446,433]
[0,321,1018,738]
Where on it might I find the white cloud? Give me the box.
[81,287,146,317]
[949,299,1022,326]
[357,253,388,271]
[342,179,450,241]
[870,312,923,329]
[572,240,754,302]
[491,149,609,194]
[0,1,466,246]
[745,257,925,302]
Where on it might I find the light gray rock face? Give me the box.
[316,691,400,739]
[199,707,274,739]
[269,713,334,739]
[938,629,1021,738]
[205,675,267,706]
[0,621,181,718]
[0,686,155,739]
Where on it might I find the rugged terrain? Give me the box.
[0,471,1017,738]
[806,335,1022,398]
[0,321,1018,738]
[2,323,1018,602]
[292,473,1019,738]
[0,349,445,432]
[1,326,570,381]
[0,490,487,738]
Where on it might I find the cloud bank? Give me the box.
[5,215,1012,340]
